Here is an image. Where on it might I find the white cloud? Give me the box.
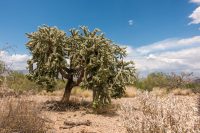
[0,51,30,70]
[189,0,200,26]
[189,6,200,25]
[128,20,133,26]
[125,36,200,76]
[136,36,200,54]
[190,0,200,4]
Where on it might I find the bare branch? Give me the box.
[59,68,69,79]
[74,68,84,86]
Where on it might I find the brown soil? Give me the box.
[31,95,126,133]
[1,90,198,133]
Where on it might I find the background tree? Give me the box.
[135,72,195,92]
[26,25,135,107]
[0,61,5,84]
[0,61,5,75]
[166,72,193,90]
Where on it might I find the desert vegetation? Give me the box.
[135,72,200,92]
[0,25,200,133]
[25,25,135,109]
[0,97,46,132]
[119,92,200,133]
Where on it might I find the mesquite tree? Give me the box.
[26,25,135,107]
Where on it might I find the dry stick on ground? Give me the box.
[60,120,91,129]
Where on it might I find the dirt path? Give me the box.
[45,110,126,133]
[33,95,126,133]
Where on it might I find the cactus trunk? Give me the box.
[61,77,73,103]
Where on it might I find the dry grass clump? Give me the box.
[39,87,93,98]
[0,85,17,98]
[124,86,138,97]
[119,92,200,133]
[171,88,194,96]
[0,97,46,133]
[71,87,92,98]
[152,87,167,96]
[39,89,63,96]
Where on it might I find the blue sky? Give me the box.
[0,0,200,75]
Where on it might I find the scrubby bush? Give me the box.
[0,98,46,132]
[185,81,200,93]
[135,72,168,91]
[5,71,65,93]
[0,61,5,73]
[135,72,200,92]
[0,61,6,86]
[6,71,42,93]
[166,72,193,90]
[119,92,200,133]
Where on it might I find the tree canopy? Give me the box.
[26,25,135,107]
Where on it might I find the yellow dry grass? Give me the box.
[119,92,200,133]
[124,86,138,97]
[71,87,93,98]
[171,88,194,96]
[39,87,93,98]
[0,97,46,132]
[152,87,167,96]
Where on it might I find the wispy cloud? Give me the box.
[189,0,200,26]
[189,7,200,25]
[0,51,30,70]
[136,36,200,55]
[125,36,200,76]
[190,0,200,4]
[128,20,133,26]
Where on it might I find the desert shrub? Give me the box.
[54,80,65,90]
[0,61,6,86]
[6,71,43,93]
[171,88,194,96]
[185,82,200,93]
[6,71,65,93]
[0,87,17,98]
[124,86,138,97]
[135,72,168,91]
[151,87,167,96]
[165,72,193,90]
[135,72,199,92]
[119,92,200,133]
[0,98,46,132]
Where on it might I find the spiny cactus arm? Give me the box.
[25,25,69,90]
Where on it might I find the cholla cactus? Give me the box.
[26,25,136,107]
